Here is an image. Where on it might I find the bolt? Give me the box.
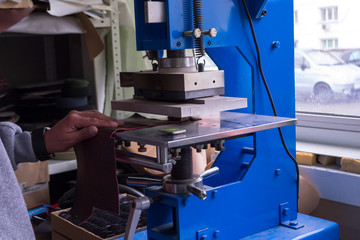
[195,144,203,153]
[124,141,131,147]
[209,28,217,37]
[182,198,188,206]
[152,63,158,71]
[282,208,289,216]
[200,235,208,240]
[290,221,298,226]
[215,140,225,151]
[212,190,218,198]
[207,40,212,46]
[193,28,202,38]
[203,28,217,37]
[275,169,281,176]
[261,9,267,17]
[272,41,281,49]
[176,41,182,47]
[138,143,147,152]
[184,28,201,38]
[213,230,220,238]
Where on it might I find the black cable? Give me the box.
[118,184,145,198]
[241,0,299,199]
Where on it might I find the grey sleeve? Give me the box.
[0,122,37,170]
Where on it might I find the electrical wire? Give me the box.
[241,0,300,199]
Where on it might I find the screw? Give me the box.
[200,235,208,240]
[272,41,281,49]
[176,41,182,47]
[203,28,217,37]
[290,221,298,226]
[193,28,202,38]
[124,141,131,147]
[282,208,289,216]
[184,28,201,38]
[261,9,267,17]
[275,169,281,176]
[213,230,220,238]
[195,144,203,152]
[209,28,217,37]
[182,198,188,206]
[212,190,218,198]
[207,40,211,46]
[138,143,147,152]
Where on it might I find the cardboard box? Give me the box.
[123,142,216,176]
[15,161,50,209]
[51,209,146,240]
[311,199,360,240]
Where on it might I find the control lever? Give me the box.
[200,166,219,179]
[188,184,207,200]
[188,167,220,200]
[124,196,151,240]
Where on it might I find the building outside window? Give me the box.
[320,6,338,22]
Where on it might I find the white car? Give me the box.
[295,49,360,100]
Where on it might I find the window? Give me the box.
[321,39,338,50]
[320,6,338,22]
[349,50,360,64]
[294,1,360,157]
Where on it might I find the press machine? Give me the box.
[110,0,339,239]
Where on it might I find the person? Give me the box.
[0,110,122,240]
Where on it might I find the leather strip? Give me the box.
[69,127,120,222]
[69,116,200,222]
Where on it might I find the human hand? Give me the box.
[44,110,122,153]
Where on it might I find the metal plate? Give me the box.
[134,87,224,101]
[133,70,224,91]
[112,96,247,118]
[115,112,296,148]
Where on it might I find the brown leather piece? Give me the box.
[0,7,35,33]
[69,127,120,222]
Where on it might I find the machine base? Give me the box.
[240,213,338,240]
[119,213,338,240]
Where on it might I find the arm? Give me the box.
[0,110,122,170]
[0,122,37,169]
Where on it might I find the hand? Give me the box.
[44,110,122,153]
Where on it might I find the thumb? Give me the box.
[71,126,98,145]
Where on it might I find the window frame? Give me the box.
[321,38,338,50]
[296,112,360,158]
[320,6,338,22]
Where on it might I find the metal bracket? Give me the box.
[279,203,304,230]
[246,0,269,19]
[196,228,210,240]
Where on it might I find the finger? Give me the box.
[73,116,119,129]
[77,110,118,123]
[68,126,99,145]
[65,111,120,129]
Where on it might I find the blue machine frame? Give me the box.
[130,0,339,239]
